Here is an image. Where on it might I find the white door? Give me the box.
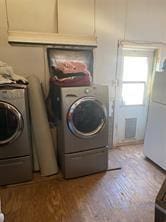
[113,47,154,146]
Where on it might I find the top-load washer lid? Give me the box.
[67,97,107,138]
[0,102,23,145]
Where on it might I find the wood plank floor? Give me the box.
[0,145,165,222]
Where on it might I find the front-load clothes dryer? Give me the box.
[0,85,32,185]
[57,85,109,178]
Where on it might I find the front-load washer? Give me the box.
[0,85,32,185]
[57,84,109,178]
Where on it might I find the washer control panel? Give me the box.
[0,89,24,100]
[84,86,97,95]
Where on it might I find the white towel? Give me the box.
[0,61,28,84]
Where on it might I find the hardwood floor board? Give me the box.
[0,145,165,222]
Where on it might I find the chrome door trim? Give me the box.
[0,101,23,145]
[67,97,107,138]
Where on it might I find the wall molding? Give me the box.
[8,31,97,47]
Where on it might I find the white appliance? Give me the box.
[144,71,166,170]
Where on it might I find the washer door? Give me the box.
[67,97,107,138]
[0,102,23,145]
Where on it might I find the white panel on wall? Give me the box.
[94,0,125,95]
[0,0,7,30]
[126,0,166,42]
[58,0,95,35]
[6,0,58,33]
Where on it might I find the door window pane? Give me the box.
[123,56,148,82]
[122,83,145,105]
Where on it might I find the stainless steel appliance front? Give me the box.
[57,85,109,178]
[0,86,32,185]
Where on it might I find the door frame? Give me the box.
[113,43,158,147]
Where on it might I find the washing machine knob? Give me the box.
[84,88,90,94]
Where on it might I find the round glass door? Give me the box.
[67,97,107,138]
[0,102,23,145]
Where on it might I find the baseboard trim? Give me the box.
[113,140,144,148]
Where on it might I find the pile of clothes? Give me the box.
[50,60,92,87]
[0,61,28,85]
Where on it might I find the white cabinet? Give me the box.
[6,0,58,33]
[58,0,95,35]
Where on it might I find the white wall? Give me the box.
[94,0,126,105]
[125,0,166,42]
[1,0,166,104]
[0,0,46,83]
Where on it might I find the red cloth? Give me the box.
[56,61,88,74]
[51,61,92,87]
[50,73,91,87]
